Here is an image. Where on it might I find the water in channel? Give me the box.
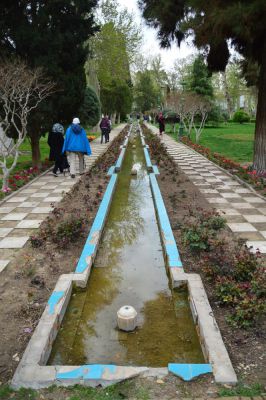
[49,133,204,367]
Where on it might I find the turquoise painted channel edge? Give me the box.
[168,363,212,381]
[149,173,183,268]
[75,173,118,274]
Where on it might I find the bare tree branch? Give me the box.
[0,58,56,191]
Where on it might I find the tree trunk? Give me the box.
[117,113,121,124]
[1,169,10,191]
[111,112,116,125]
[253,40,266,173]
[30,135,42,168]
[222,72,234,118]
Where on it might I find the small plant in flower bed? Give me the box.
[182,208,226,252]
[182,137,266,194]
[182,207,265,328]
[30,213,86,249]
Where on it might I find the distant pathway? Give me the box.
[0,124,126,272]
[147,124,266,254]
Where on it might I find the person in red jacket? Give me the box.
[100,115,111,144]
[157,112,165,136]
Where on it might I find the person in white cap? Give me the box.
[62,117,91,178]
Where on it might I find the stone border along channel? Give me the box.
[12,123,237,390]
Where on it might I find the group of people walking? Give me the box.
[48,115,112,179]
[48,117,92,179]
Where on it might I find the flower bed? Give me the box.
[182,137,266,196]
[87,135,96,142]
[1,159,51,199]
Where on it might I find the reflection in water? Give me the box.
[49,135,204,366]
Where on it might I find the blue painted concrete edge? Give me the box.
[152,165,160,175]
[150,173,183,268]
[144,148,153,170]
[107,166,115,176]
[115,148,126,170]
[168,364,212,381]
[75,174,118,273]
[57,365,117,380]
[48,291,65,315]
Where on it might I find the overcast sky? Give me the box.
[116,0,196,70]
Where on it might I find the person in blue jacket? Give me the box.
[62,117,91,178]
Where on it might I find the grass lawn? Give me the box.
[163,122,255,164]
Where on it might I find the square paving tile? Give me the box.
[246,241,266,254]
[16,220,42,229]
[0,236,29,248]
[0,260,10,272]
[234,188,253,194]
[6,197,27,203]
[242,197,265,204]
[43,184,58,189]
[19,201,40,208]
[28,182,44,187]
[243,215,266,223]
[220,192,241,198]
[207,198,229,204]
[1,213,28,221]
[217,208,241,216]
[205,178,222,183]
[20,189,38,194]
[0,207,16,214]
[232,203,254,209]
[30,207,53,214]
[221,181,240,186]
[200,173,215,177]
[43,197,62,202]
[189,175,203,180]
[200,189,219,194]
[52,188,70,194]
[0,228,13,237]
[235,232,265,241]
[30,193,50,198]
[227,222,257,232]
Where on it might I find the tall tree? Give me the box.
[134,70,160,112]
[189,56,213,99]
[0,0,98,166]
[139,0,266,172]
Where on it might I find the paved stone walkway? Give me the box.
[0,125,126,272]
[147,124,266,254]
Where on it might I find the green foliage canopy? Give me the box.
[0,0,99,164]
[79,86,101,128]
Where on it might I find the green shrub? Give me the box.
[233,110,250,124]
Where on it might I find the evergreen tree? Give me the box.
[139,0,266,172]
[0,0,99,166]
[190,56,213,99]
[79,86,101,128]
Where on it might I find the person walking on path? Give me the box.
[100,115,111,144]
[48,123,65,177]
[62,117,91,179]
[157,112,165,137]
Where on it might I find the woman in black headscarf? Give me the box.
[48,123,65,177]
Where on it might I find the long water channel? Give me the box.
[49,132,204,367]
